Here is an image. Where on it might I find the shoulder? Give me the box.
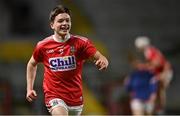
[71,34,89,42]
[36,35,53,47]
[145,46,156,54]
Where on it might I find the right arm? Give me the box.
[26,56,38,102]
[93,51,109,70]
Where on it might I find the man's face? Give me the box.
[51,13,71,36]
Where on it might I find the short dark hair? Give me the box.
[49,5,71,22]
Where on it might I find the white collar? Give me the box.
[53,34,71,43]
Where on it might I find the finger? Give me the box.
[29,94,37,99]
[32,91,37,97]
[96,60,104,67]
[26,97,33,102]
[27,91,37,100]
[98,66,104,70]
[95,60,101,66]
[98,64,107,71]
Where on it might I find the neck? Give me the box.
[53,33,70,42]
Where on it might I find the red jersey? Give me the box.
[144,46,166,74]
[33,34,97,106]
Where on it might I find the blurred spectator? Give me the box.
[134,36,173,114]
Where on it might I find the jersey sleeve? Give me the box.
[32,42,43,62]
[80,39,97,60]
[145,47,155,61]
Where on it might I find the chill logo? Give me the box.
[49,55,76,71]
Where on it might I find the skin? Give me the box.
[26,12,108,115]
[50,13,71,40]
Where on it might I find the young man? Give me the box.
[26,5,108,115]
[134,36,173,114]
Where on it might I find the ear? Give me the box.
[50,22,54,29]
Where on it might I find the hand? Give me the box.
[26,90,37,102]
[95,56,108,70]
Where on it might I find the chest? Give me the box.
[42,42,80,71]
[46,44,76,56]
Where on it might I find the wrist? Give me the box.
[27,86,33,91]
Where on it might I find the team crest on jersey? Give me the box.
[70,45,76,54]
[49,55,76,71]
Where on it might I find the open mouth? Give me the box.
[60,25,69,32]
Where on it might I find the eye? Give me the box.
[66,19,70,22]
[58,19,64,23]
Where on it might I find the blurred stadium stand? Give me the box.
[0,0,180,115]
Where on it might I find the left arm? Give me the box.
[92,51,109,70]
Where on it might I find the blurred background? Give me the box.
[0,0,180,115]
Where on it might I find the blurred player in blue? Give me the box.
[125,69,158,115]
[134,36,173,114]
